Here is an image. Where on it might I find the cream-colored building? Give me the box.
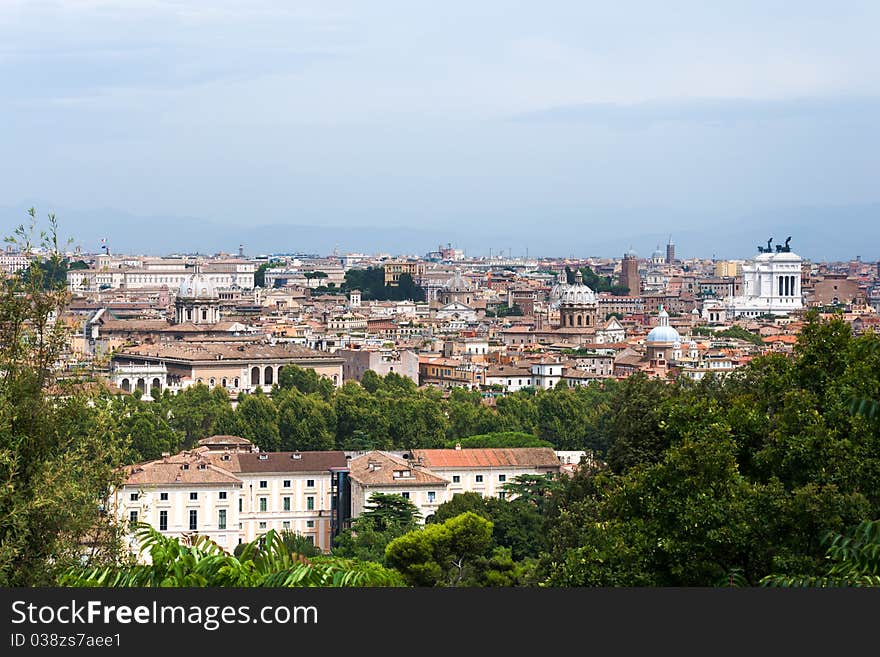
[348,447,562,523]
[113,341,344,394]
[347,451,450,522]
[113,437,349,555]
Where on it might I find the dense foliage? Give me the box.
[1,210,128,585]
[60,525,404,587]
[342,267,425,301]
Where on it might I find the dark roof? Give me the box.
[213,450,347,473]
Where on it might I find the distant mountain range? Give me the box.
[1,203,877,262]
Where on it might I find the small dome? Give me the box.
[647,325,681,343]
[647,305,680,343]
[445,269,471,292]
[178,269,218,299]
[559,270,597,306]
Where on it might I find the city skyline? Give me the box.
[2,1,879,261]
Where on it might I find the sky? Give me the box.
[1,1,879,259]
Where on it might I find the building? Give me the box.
[715,261,743,278]
[175,266,221,325]
[113,341,344,394]
[347,451,449,522]
[67,258,256,293]
[720,237,804,318]
[620,250,640,297]
[665,239,675,265]
[810,274,862,306]
[384,260,426,286]
[337,348,420,384]
[112,437,350,554]
[410,447,562,502]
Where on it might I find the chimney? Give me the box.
[455,442,461,450]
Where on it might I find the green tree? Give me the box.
[385,512,494,586]
[334,493,421,563]
[276,389,336,451]
[235,390,280,451]
[60,525,404,587]
[0,209,128,585]
[278,364,335,400]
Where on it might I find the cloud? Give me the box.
[510,96,880,127]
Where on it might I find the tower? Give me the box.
[666,237,675,264]
[620,250,641,297]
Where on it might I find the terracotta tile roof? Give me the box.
[123,458,242,487]
[411,448,560,470]
[117,341,340,362]
[348,451,450,486]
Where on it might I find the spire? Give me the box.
[574,269,583,285]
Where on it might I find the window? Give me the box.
[282,521,291,530]
[306,479,315,488]
[258,521,267,530]
[238,498,243,512]
[401,492,410,500]
[499,491,507,500]
[209,378,215,387]
[259,480,268,489]
[160,492,168,501]
[283,497,291,512]
[218,509,227,530]
[283,480,291,488]
[219,491,227,500]
[259,497,267,512]
[189,492,198,501]
[428,491,436,503]
[189,510,197,531]
[129,493,139,501]
[475,475,484,483]
[129,511,138,525]
[498,474,506,482]
[306,496,315,511]
[452,475,460,483]
[159,510,168,531]
[306,520,314,528]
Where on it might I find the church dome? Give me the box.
[646,307,681,344]
[178,269,218,299]
[558,270,597,306]
[445,269,471,292]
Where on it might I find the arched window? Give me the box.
[251,367,261,385]
[186,309,192,321]
[577,315,582,326]
[209,378,215,387]
[264,367,274,385]
[222,378,227,387]
[201,309,207,321]
[233,377,239,388]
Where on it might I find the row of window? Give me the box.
[130,480,317,503]
[449,474,505,484]
[130,509,319,533]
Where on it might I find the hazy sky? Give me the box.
[2,1,879,257]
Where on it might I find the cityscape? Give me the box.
[2,2,880,604]
[3,227,880,587]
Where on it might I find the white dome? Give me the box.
[647,306,680,343]
[646,325,681,344]
[557,269,597,306]
[559,284,597,305]
[178,271,218,299]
